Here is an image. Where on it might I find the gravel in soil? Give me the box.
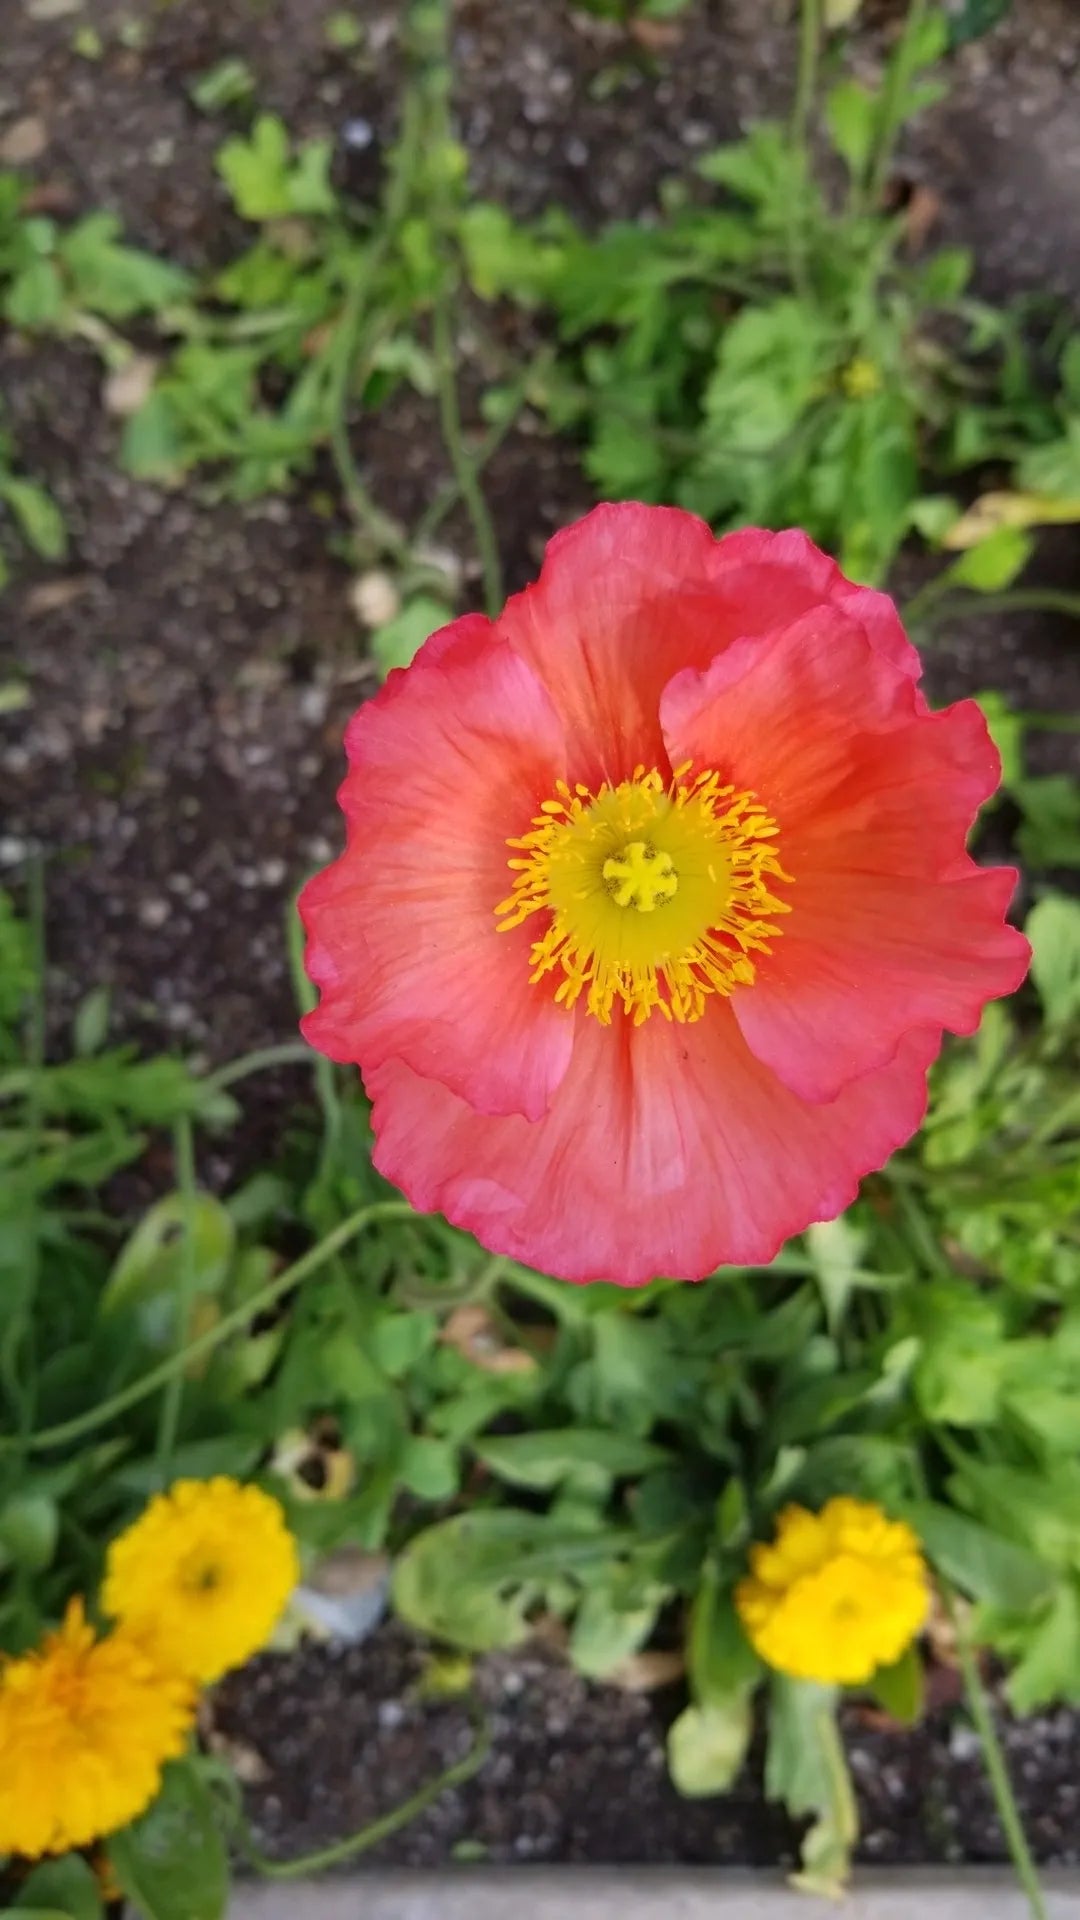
[211,1622,1080,1869]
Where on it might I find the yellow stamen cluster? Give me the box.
[496,763,790,1026]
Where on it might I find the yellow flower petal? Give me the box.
[735,1497,929,1686]
[0,1600,194,1858]
[102,1477,299,1684]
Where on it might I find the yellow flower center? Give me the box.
[496,763,790,1026]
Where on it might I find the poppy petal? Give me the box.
[299,616,574,1121]
[662,609,1029,1102]
[366,1010,940,1287]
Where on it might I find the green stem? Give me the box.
[432,286,503,618]
[3,1201,414,1457]
[326,284,407,561]
[949,1603,1049,1920]
[0,857,47,1453]
[237,1698,490,1879]
[867,0,930,208]
[790,0,822,153]
[202,1041,317,1093]
[421,0,503,618]
[154,1117,197,1485]
[907,582,1080,635]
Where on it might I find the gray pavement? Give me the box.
[230,1869,1080,1919]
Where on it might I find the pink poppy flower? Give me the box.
[299,505,1029,1285]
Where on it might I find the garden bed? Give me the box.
[213,1622,1080,1871]
[2,0,1080,1902]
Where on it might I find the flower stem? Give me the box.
[236,1698,490,1879]
[791,0,822,154]
[949,1599,1049,1920]
[202,1040,318,1092]
[867,0,930,208]
[433,285,503,618]
[421,0,503,617]
[154,1115,197,1484]
[5,1200,414,1456]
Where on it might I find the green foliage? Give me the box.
[456,28,1048,587]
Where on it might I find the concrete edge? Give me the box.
[228,1867,1080,1919]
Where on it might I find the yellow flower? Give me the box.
[735,1497,930,1686]
[841,356,883,398]
[0,1600,193,1858]
[102,1477,300,1685]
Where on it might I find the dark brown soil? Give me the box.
[2,0,1078,1073]
[2,0,1080,1869]
[211,1622,1080,1869]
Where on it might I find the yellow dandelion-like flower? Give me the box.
[102,1477,300,1684]
[735,1496,930,1686]
[0,1600,194,1859]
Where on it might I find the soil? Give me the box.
[1,0,1078,1078]
[2,0,1080,1872]
[211,1620,1080,1868]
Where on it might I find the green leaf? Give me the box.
[393,1511,634,1652]
[189,57,256,114]
[13,1858,103,1920]
[974,689,1024,791]
[1027,895,1080,1030]
[110,1760,228,1920]
[0,1492,58,1573]
[216,116,335,220]
[372,1309,437,1378]
[392,1512,547,1651]
[1015,776,1080,871]
[825,80,877,179]
[120,391,184,482]
[764,1678,857,1897]
[5,258,65,329]
[687,1561,761,1705]
[667,1696,753,1797]
[73,985,111,1056]
[946,0,1011,46]
[569,1583,660,1678]
[805,1214,867,1332]
[869,1643,924,1725]
[370,596,452,679]
[947,525,1033,592]
[919,247,973,303]
[100,1190,236,1346]
[0,475,67,560]
[59,215,192,319]
[1001,1582,1080,1712]
[473,1428,671,1491]
[399,1434,459,1501]
[908,1502,1055,1609]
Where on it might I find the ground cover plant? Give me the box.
[1,1,1079,1917]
